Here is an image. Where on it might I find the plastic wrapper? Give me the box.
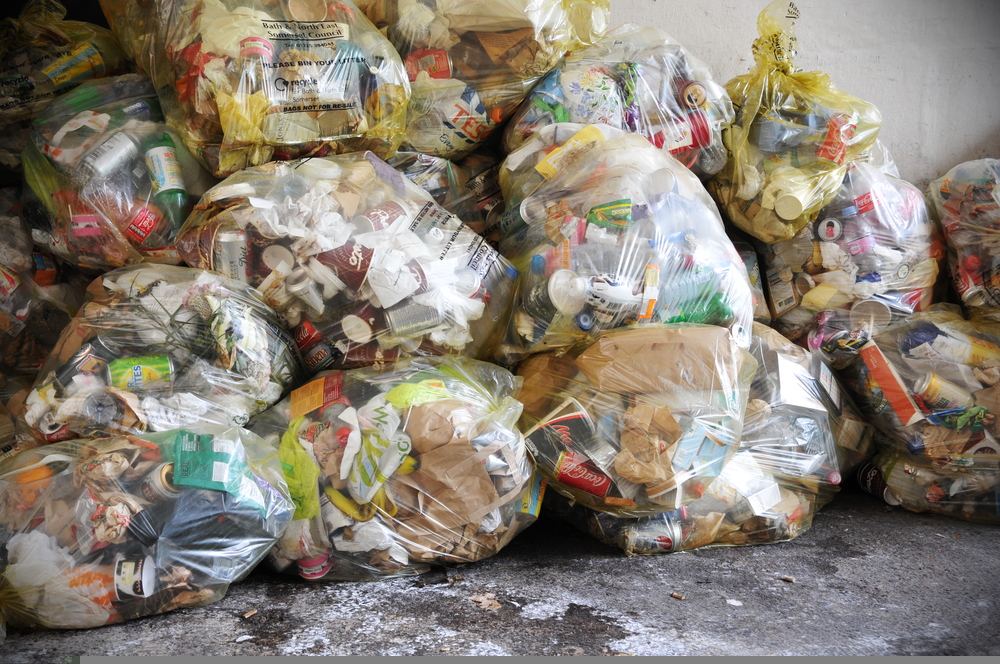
[99,0,410,178]
[516,324,755,517]
[0,425,292,640]
[757,161,941,368]
[839,304,1000,468]
[0,0,131,182]
[857,449,1000,525]
[926,159,1000,313]
[492,126,754,362]
[176,153,517,374]
[248,355,538,580]
[503,24,732,179]
[732,238,770,324]
[357,0,609,159]
[22,74,218,271]
[17,264,305,444]
[707,0,881,244]
[541,323,875,553]
[388,148,503,237]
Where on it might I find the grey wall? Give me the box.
[613,0,1000,188]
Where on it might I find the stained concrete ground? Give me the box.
[4,484,999,659]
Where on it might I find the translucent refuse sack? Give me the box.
[707,0,881,244]
[98,0,410,178]
[0,425,293,641]
[22,74,218,271]
[516,323,756,517]
[176,152,517,374]
[731,239,770,324]
[493,127,754,362]
[356,0,610,159]
[503,23,732,179]
[17,264,305,444]
[539,323,875,553]
[248,355,539,580]
[757,161,942,369]
[857,449,1000,525]
[0,0,131,181]
[926,159,1000,313]
[839,304,1000,468]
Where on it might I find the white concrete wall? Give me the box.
[613,0,1000,189]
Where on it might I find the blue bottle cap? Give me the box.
[531,254,546,275]
[575,310,595,331]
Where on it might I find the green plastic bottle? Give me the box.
[142,132,188,231]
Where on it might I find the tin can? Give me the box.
[404,48,453,81]
[214,229,252,284]
[353,201,409,233]
[37,410,72,442]
[55,336,119,390]
[293,318,325,352]
[82,131,141,178]
[304,342,344,372]
[385,302,445,339]
[139,463,181,503]
[106,355,174,392]
[113,553,156,600]
[296,552,333,580]
[285,268,325,316]
[913,373,974,411]
[624,508,687,554]
[82,391,126,429]
[554,449,612,498]
[856,460,901,506]
[522,269,588,321]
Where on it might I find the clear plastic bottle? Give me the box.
[143,132,188,232]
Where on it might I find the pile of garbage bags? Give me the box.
[18,265,304,443]
[544,324,875,553]
[249,356,537,579]
[99,0,411,177]
[517,324,755,515]
[493,125,754,362]
[503,24,732,179]
[0,425,292,637]
[357,0,610,160]
[708,0,881,244]
[22,74,217,270]
[927,159,1000,313]
[0,0,131,183]
[177,152,516,372]
[757,161,941,368]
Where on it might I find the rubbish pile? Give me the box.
[0,0,996,642]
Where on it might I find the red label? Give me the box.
[854,190,880,215]
[815,113,856,165]
[405,48,451,81]
[555,450,612,498]
[125,206,158,242]
[294,319,323,351]
[71,214,102,237]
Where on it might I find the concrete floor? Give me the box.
[4,485,999,659]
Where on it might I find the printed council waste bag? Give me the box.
[177,152,517,374]
[857,448,1000,525]
[757,161,941,369]
[503,23,732,179]
[926,159,1000,313]
[541,323,875,554]
[839,305,1000,468]
[356,0,609,159]
[22,74,218,271]
[0,425,292,640]
[98,0,410,177]
[18,264,304,444]
[708,0,881,244]
[492,125,754,362]
[516,324,756,517]
[249,356,539,580]
[0,0,131,181]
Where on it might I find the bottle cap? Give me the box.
[547,270,588,315]
[262,245,295,271]
[774,193,804,220]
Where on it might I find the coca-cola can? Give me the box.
[555,449,612,498]
[214,229,252,284]
[624,508,687,554]
[38,410,72,442]
[316,241,373,291]
[353,201,409,234]
[293,318,325,352]
[404,48,453,82]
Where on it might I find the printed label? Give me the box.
[290,373,347,419]
[555,449,612,498]
[41,43,104,91]
[145,146,185,194]
[0,265,20,299]
[817,361,843,410]
[71,214,103,237]
[124,206,159,243]
[534,125,606,179]
[518,471,547,517]
[854,190,881,215]
[859,341,924,426]
[766,266,797,317]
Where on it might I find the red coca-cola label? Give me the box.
[815,113,856,165]
[854,190,881,215]
[404,48,452,82]
[125,206,159,243]
[294,319,323,351]
[555,450,612,498]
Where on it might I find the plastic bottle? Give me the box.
[142,132,188,232]
[0,265,34,336]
